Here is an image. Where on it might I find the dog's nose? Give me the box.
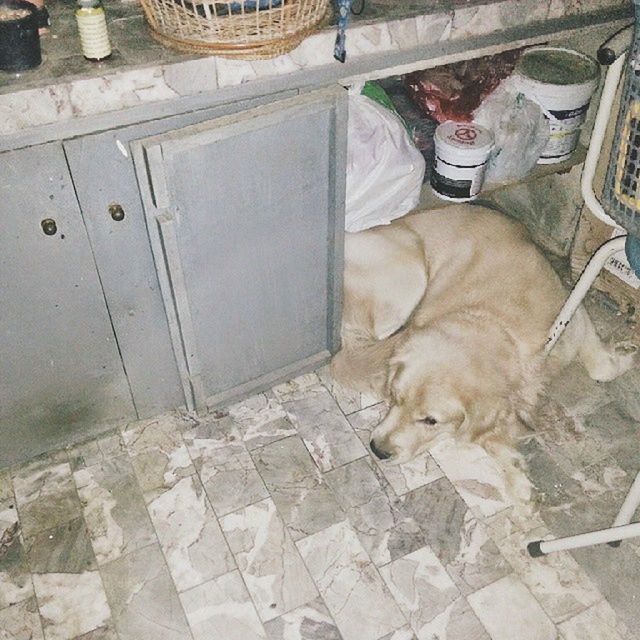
[370,439,392,460]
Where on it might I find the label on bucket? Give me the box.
[539,102,591,163]
[431,155,487,201]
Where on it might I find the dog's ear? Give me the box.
[385,361,405,399]
[462,396,519,448]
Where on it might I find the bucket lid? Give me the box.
[516,47,599,86]
[435,121,494,156]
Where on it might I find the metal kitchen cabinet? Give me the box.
[0,143,135,467]
[132,87,347,411]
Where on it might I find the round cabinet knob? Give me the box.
[41,218,57,236]
[108,203,125,221]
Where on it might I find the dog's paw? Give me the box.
[587,340,639,382]
[614,340,637,354]
[612,340,639,377]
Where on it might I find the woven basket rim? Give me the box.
[140,0,330,59]
[146,20,314,56]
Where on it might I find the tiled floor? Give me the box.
[1,338,640,639]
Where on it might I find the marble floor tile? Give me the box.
[25,517,95,574]
[428,437,525,518]
[564,459,630,514]
[100,544,191,640]
[379,627,418,640]
[95,433,125,459]
[467,574,557,640]
[482,503,548,543]
[538,401,635,475]
[0,469,14,508]
[545,365,611,425]
[0,529,33,610]
[251,436,345,540]
[324,458,424,566]
[276,381,367,473]
[0,596,44,640]
[66,432,124,473]
[220,498,317,622]
[297,521,406,640]
[32,571,111,640]
[66,441,103,472]
[182,413,241,448]
[73,626,119,640]
[147,475,234,592]
[496,523,602,623]
[402,478,512,595]
[179,570,265,640]
[517,437,585,520]
[0,474,33,610]
[558,600,629,640]
[415,12,452,45]
[73,456,156,565]
[379,546,460,636]
[570,542,640,639]
[11,454,82,538]
[271,373,322,403]
[316,364,382,415]
[263,597,341,640]
[586,404,640,479]
[417,596,490,640]
[227,392,297,450]
[347,403,444,495]
[184,425,269,517]
[609,366,640,422]
[122,416,195,503]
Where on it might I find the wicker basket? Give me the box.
[140,0,331,59]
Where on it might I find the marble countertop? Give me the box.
[0,0,632,139]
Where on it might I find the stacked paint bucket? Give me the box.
[513,47,600,164]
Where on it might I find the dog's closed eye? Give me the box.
[420,416,438,426]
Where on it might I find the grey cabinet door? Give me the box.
[63,91,296,419]
[0,144,135,467]
[132,87,347,410]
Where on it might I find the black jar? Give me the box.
[0,0,41,72]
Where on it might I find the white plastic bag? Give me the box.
[473,77,549,184]
[345,91,426,233]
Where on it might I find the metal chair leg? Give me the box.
[545,236,627,353]
[527,469,640,557]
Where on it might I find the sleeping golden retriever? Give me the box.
[332,204,637,463]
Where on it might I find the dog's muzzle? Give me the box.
[369,438,392,460]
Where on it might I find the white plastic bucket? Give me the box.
[430,121,494,202]
[514,47,599,164]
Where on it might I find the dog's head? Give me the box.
[369,320,523,463]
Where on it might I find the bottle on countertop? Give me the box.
[75,0,111,62]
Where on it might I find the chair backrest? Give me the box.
[602,0,640,238]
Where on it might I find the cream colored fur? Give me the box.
[332,205,637,463]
